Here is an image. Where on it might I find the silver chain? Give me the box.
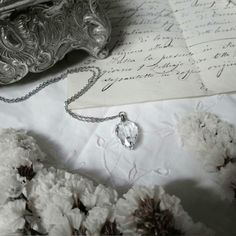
[0,66,123,123]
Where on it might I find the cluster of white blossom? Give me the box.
[177,112,236,201]
[0,129,45,235]
[28,167,118,236]
[0,129,45,205]
[116,186,214,236]
[0,129,214,235]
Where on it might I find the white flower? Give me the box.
[0,129,45,169]
[49,208,84,236]
[67,209,85,231]
[28,167,119,234]
[177,112,236,172]
[216,163,236,201]
[116,186,214,236]
[159,190,214,236]
[49,217,73,236]
[0,128,218,236]
[28,168,73,206]
[84,206,111,236]
[0,128,45,201]
[0,200,26,234]
[29,167,96,208]
[93,184,118,207]
[0,166,25,204]
[63,173,96,210]
[27,169,75,231]
[39,196,74,231]
[27,167,98,233]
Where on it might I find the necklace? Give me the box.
[0,66,139,150]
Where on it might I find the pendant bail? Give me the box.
[119,112,127,122]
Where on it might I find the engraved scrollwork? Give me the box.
[0,0,111,84]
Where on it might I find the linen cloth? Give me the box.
[0,60,235,235]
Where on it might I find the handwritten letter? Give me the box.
[68,0,236,109]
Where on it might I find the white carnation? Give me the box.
[116,186,214,236]
[84,206,111,236]
[27,168,74,231]
[49,209,84,236]
[93,184,118,207]
[0,128,218,235]
[39,196,74,232]
[63,173,96,209]
[0,129,45,168]
[49,217,73,236]
[0,129,45,205]
[0,200,26,234]
[0,166,25,204]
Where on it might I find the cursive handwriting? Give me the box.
[68,0,236,109]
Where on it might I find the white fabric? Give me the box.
[0,67,236,235]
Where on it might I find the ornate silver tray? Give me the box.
[0,0,111,85]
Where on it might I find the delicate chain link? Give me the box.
[0,66,122,123]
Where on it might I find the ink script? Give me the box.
[68,0,236,109]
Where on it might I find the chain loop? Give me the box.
[0,66,121,123]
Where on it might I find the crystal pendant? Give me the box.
[115,112,139,150]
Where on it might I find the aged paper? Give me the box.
[67,0,236,109]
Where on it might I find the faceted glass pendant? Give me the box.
[115,113,139,150]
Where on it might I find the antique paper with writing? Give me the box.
[67,0,236,109]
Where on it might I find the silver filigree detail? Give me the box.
[0,0,111,85]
